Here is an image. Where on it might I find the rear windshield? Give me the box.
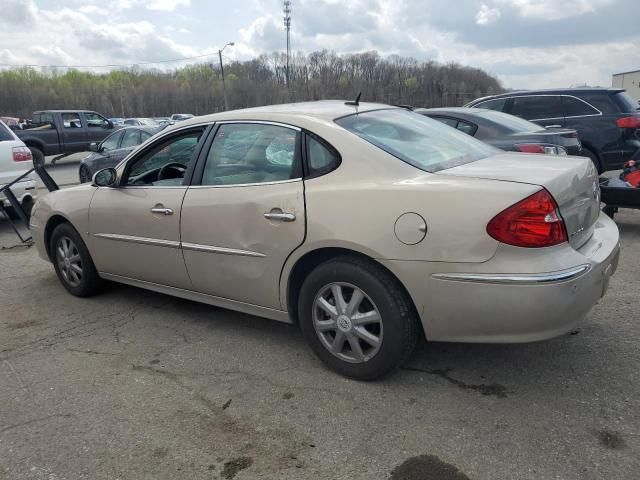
[0,121,13,141]
[472,109,543,132]
[335,109,497,172]
[612,91,639,113]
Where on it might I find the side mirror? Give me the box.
[107,120,114,129]
[92,168,118,187]
[88,142,100,152]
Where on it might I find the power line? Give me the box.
[0,51,222,69]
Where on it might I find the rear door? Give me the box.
[180,121,305,310]
[60,112,88,152]
[509,95,565,128]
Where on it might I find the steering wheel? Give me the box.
[158,162,186,180]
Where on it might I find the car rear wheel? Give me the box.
[50,223,103,297]
[79,164,92,183]
[298,256,420,380]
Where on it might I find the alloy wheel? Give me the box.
[312,282,383,363]
[56,236,83,287]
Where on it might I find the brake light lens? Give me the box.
[515,143,567,155]
[12,146,32,162]
[487,189,568,248]
[616,116,640,129]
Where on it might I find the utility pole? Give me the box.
[283,1,291,88]
[218,42,234,111]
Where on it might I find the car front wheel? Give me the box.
[50,223,103,297]
[298,256,420,380]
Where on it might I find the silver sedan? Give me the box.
[30,101,620,379]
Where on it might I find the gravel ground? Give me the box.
[0,161,638,479]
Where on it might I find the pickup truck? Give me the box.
[13,110,116,166]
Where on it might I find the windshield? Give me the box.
[472,109,543,132]
[335,109,497,172]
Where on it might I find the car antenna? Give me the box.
[345,92,362,107]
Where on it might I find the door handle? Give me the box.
[151,206,173,215]
[546,124,562,128]
[263,211,296,222]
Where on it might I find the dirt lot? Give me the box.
[0,160,639,479]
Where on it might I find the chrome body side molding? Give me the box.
[432,265,590,284]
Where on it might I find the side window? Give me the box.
[85,112,110,128]
[124,129,204,187]
[562,96,599,117]
[0,122,12,141]
[62,113,82,129]
[306,134,340,177]
[432,117,458,128]
[202,123,300,186]
[101,131,123,151]
[456,120,477,136]
[575,93,617,114]
[121,129,141,148]
[511,96,561,120]
[140,131,152,142]
[475,98,508,112]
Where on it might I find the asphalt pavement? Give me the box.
[0,158,638,480]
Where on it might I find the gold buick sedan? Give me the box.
[30,101,620,379]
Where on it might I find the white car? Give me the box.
[0,119,36,217]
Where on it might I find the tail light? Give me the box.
[616,116,640,129]
[515,144,567,155]
[487,189,568,248]
[12,146,32,162]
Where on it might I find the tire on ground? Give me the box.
[298,255,421,380]
[49,222,104,297]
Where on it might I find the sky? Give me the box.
[0,0,639,89]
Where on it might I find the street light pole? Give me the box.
[218,42,234,111]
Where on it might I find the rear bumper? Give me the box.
[382,212,620,343]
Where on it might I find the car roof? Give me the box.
[470,87,625,103]
[34,110,97,114]
[172,100,397,129]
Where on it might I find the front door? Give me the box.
[85,112,114,143]
[181,122,306,310]
[88,127,207,289]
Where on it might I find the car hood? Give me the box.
[437,152,600,249]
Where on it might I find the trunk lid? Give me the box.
[438,152,601,249]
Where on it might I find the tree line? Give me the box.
[0,50,502,118]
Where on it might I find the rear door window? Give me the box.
[511,96,562,120]
[201,123,301,186]
[0,122,13,141]
[456,120,477,135]
[562,96,600,117]
[474,98,508,112]
[62,113,82,129]
[121,129,141,148]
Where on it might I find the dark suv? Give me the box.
[465,88,640,172]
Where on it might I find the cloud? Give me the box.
[476,4,501,25]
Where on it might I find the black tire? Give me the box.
[298,256,420,380]
[79,164,92,183]
[582,147,602,173]
[50,222,103,297]
[29,147,45,167]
